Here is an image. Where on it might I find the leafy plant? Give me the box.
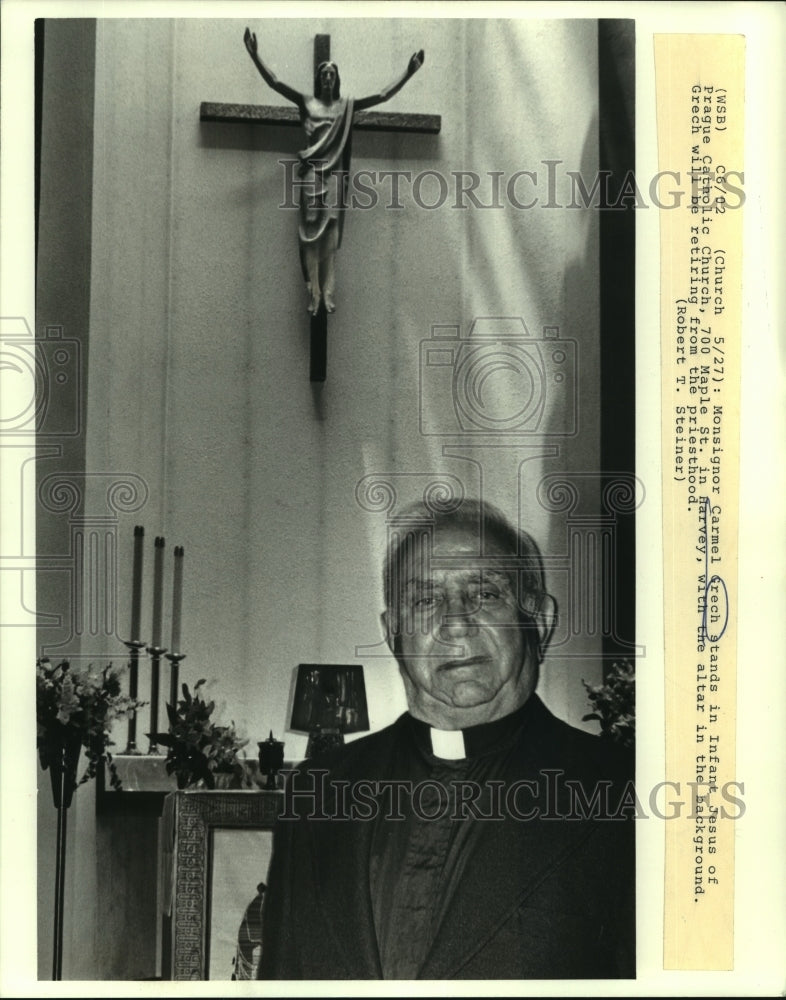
[150,679,248,789]
[582,659,635,749]
[36,658,146,793]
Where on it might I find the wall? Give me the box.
[35,18,96,980]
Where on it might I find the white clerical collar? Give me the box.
[429,727,466,761]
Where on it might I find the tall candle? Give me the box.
[130,525,145,641]
[171,546,184,653]
[151,536,165,648]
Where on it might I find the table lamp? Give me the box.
[290,664,369,758]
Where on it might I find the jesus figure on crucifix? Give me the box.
[244,29,424,316]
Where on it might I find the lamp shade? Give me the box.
[290,664,369,735]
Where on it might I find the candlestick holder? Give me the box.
[122,639,147,754]
[146,644,168,754]
[258,732,285,791]
[165,652,186,715]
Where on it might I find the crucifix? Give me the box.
[201,30,440,382]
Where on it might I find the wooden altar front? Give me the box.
[95,758,283,980]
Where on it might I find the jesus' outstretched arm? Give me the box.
[244,28,305,109]
[353,50,425,112]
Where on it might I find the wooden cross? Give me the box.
[201,34,440,382]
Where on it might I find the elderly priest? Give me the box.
[258,499,635,980]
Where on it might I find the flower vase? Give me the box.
[213,770,238,790]
[39,724,83,810]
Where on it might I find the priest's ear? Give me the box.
[520,591,558,663]
[534,593,558,662]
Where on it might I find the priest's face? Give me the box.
[382,523,539,730]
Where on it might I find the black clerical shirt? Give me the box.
[369,701,536,980]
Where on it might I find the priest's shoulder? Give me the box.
[536,698,634,784]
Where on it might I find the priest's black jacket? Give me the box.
[258,693,635,980]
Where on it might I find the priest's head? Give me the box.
[381,499,556,730]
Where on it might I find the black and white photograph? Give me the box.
[0,1,783,995]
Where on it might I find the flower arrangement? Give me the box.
[151,679,249,789]
[36,658,146,795]
[582,659,635,749]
